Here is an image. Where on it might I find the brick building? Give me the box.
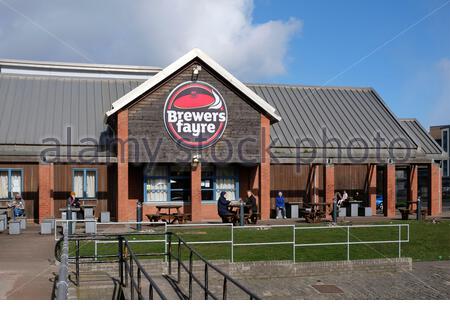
[0,49,446,222]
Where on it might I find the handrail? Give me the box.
[55,226,69,300]
[120,236,167,300]
[167,232,260,300]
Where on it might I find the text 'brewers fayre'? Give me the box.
[163,81,228,149]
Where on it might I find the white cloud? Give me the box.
[0,0,301,80]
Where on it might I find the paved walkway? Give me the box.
[0,224,57,299]
[239,260,450,299]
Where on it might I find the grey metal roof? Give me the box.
[247,84,417,150]
[0,71,429,164]
[400,119,445,156]
[0,73,144,145]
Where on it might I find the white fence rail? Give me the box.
[54,221,410,262]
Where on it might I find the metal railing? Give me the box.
[166,232,260,300]
[166,223,410,262]
[55,222,410,264]
[54,231,259,300]
[119,236,167,300]
[295,224,410,261]
[55,225,69,300]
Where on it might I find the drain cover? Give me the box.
[312,284,344,294]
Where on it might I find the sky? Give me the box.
[0,0,449,128]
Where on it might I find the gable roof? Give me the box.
[248,83,417,150]
[105,48,281,122]
[400,118,446,158]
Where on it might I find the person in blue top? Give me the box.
[275,191,286,219]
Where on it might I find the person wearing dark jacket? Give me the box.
[245,190,258,214]
[217,191,234,222]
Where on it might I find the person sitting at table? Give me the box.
[8,193,25,219]
[244,190,258,214]
[217,191,234,223]
[67,191,80,208]
[275,191,286,219]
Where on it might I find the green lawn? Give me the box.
[68,220,450,263]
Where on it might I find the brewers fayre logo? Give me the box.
[163,81,228,149]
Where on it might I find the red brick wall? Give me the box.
[191,162,202,221]
[117,109,133,221]
[368,164,377,215]
[260,115,271,220]
[428,163,442,216]
[38,163,54,222]
[408,165,418,211]
[324,165,335,215]
[385,164,396,217]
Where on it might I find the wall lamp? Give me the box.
[192,154,201,168]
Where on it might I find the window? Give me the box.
[0,169,23,199]
[201,165,239,201]
[73,169,97,199]
[444,160,449,178]
[443,129,449,152]
[144,164,190,202]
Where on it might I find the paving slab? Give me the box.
[0,224,57,299]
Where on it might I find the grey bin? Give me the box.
[350,203,359,217]
[85,219,97,234]
[62,212,77,235]
[100,211,110,223]
[43,218,55,230]
[338,207,347,217]
[364,207,372,217]
[84,208,94,219]
[19,218,27,230]
[9,221,21,235]
[0,220,5,232]
[0,213,7,227]
[40,221,53,234]
[290,204,299,219]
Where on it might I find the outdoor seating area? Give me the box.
[146,205,192,224]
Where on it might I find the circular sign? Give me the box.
[163,81,228,149]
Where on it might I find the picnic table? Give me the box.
[146,204,190,224]
[303,202,332,223]
[228,201,259,225]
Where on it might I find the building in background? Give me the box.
[430,125,450,196]
[0,49,446,222]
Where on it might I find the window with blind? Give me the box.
[144,164,191,202]
[201,165,238,201]
[0,169,23,199]
[73,169,97,199]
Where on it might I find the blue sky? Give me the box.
[253,0,450,127]
[0,0,449,128]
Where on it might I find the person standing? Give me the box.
[275,191,286,219]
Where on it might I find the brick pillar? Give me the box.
[117,109,130,222]
[428,163,442,216]
[408,165,418,211]
[368,164,377,215]
[260,115,271,220]
[324,165,335,214]
[38,163,54,222]
[309,164,319,204]
[191,162,202,221]
[385,164,396,217]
